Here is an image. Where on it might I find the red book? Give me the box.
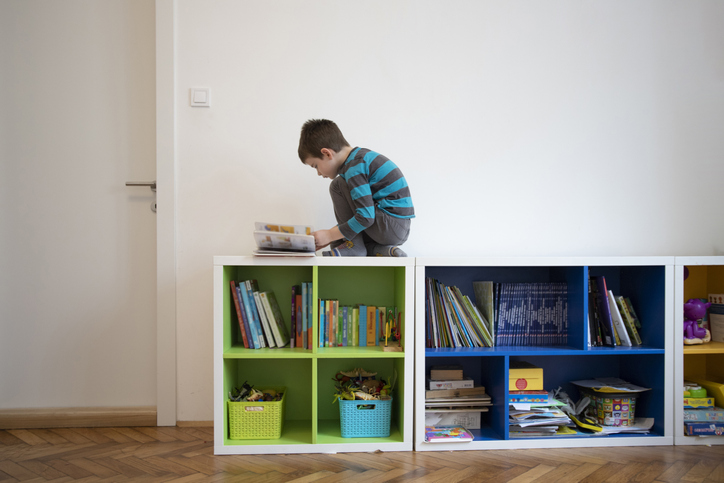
[230,281,249,348]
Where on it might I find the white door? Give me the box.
[0,2,159,415]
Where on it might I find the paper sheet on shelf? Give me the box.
[571,378,650,393]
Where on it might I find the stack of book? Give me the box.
[290,283,313,349]
[588,275,642,347]
[508,392,573,438]
[230,280,290,349]
[425,278,493,348]
[483,281,569,347]
[425,365,492,430]
[317,301,401,349]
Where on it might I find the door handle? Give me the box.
[126,181,157,212]
[126,181,156,192]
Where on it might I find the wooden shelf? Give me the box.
[683,341,724,355]
[214,256,414,454]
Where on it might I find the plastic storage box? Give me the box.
[339,398,392,438]
[228,387,285,440]
[584,391,638,427]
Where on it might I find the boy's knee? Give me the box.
[329,176,346,196]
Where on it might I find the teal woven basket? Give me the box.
[339,398,392,438]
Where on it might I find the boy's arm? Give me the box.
[313,226,343,250]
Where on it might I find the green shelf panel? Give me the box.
[315,419,403,445]
[223,419,313,446]
[224,346,313,359]
[315,347,406,358]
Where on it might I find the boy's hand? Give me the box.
[312,227,343,251]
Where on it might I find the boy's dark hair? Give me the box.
[298,119,350,162]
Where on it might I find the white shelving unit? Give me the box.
[415,257,674,450]
[674,256,724,446]
[213,256,414,455]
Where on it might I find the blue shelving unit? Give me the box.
[415,257,674,450]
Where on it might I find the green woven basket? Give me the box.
[228,387,285,440]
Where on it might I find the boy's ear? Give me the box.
[320,148,335,160]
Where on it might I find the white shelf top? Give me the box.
[415,256,676,267]
[214,255,414,267]
[674,255,724,266]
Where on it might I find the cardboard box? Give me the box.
[709,304,724,343]
[428,378,474,390]
[425,411,481,429]
[683,407,724,422]
[509,361,543,391]
[684,397,715,409]
[684,421,724,436]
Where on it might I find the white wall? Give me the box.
[174,1,724,420]
[2,1,722,422]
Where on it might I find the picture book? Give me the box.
[424,426,474,443]
[590,275,616,347]
[607,290,632,346]
[253,221,315,256]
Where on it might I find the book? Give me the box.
[590,275,616,347]
[249,281,270,347]
[426,386,487,399]
[615,295,642,345]
[508,390,549,404]
[254,291,276,348]
[358,304,367,347]
[608,290,632,347]
[230,281,250,349]
[352,306,359,346]
[684,421,724,436]
[260,291,290,347]
[624,297,642,329]
[473,281,495,345]
[430,365,464,381]
[295,293,303,348]
[683,407,724,422]
[239,280,262,348]
[342,306,348,346]
[424,426,474,443]
[290,285,299,349]
[319,299,326,347]
[429,378,475,390]
[306,282,313,348]
[253,222,316,256]
[367,306,377,346]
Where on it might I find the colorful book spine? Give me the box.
[295,293,303,348]
[290,285,298,349]
[306,282,313,347]
[230,281,250,349]
[359,305,367,347]
[341,306,348,346]
[319,299,326,348]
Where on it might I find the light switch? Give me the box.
[190,88,210,107]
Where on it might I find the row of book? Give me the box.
[425,278,493,348]
[588,275,642,347]
[488,282,569,347]
[230,280,290,349]
[318,300,401,347]
[290,283,313,349]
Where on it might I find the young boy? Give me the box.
[298,119,414,257]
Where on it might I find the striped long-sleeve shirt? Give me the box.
[337,147,415,240]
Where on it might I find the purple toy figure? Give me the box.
[684,298,711,345]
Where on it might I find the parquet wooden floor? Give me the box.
[1,427,724,482]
